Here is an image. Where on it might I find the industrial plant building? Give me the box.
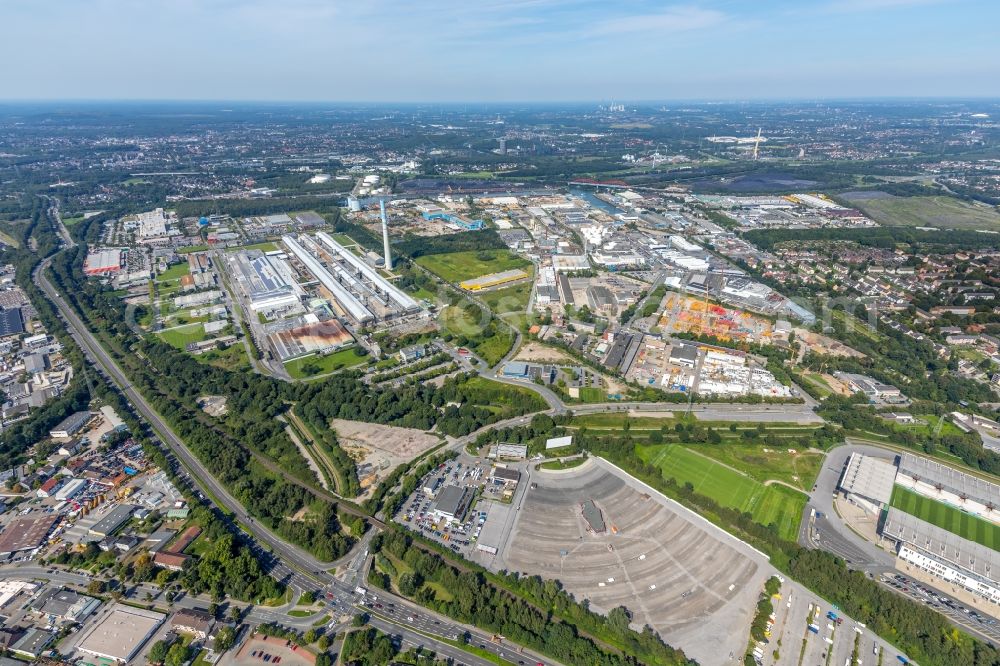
[281,231,420,325]
[227,250,302,315]
[75,604,165,663]
[431,485,473,523]
[83,248,123,276]
[460,269,529,291]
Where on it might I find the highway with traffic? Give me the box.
[32,201,555,666]
[26,200,1000,661]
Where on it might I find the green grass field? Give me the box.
[416,249,531,283]
[686,444,824,492]
[284,347,369,379]
[578,386,607,403]
[890,486,1000,550]
[800,372,833,397]
[479,282,532,314]
[840,192,1000,231]
[157,262,190,282]
[157,323,207,349]
[199,344,251,372]
[237,241,278,253]
[639,444,807,540]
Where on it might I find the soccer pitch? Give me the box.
[640,444,806,541]
[890,486,1000,550]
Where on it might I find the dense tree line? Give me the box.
[805,308,997,406]
[0,200,93,469]
[394,229,508,259]
[744,226,1000,253]
[578,431,1000,666]
[371,530,694,666]
[819,394,1000,474]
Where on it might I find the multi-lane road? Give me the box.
[31,206,556,666]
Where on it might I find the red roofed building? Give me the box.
[37,477,61,498]
[153,552,189,571]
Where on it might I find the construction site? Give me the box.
[657,292,775,345]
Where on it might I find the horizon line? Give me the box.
[1,96,999,107]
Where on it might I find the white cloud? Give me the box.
[825,0,945,13]
[583,5,727,37]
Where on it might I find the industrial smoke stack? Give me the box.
[380,199,393,270]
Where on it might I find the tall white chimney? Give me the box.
[380,199,393,270]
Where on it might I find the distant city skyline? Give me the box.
[2,0,998,102]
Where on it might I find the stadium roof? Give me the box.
[838,453,898,505]
[898,453,1000,508]
[883,507,1000,582]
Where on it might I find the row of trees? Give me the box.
[578,430,1000,666]
[371,530,694,666]
[0,200,94,469]
[744,226,1000,253]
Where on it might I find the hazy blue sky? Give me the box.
[2,0,998,101]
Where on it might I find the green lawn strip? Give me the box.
[538,457,588,471]
[237,241,279,253]
[890,485,1000,549]
[288,609,318,618]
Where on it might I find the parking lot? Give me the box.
[881,571,1000,644]
[489,458,769,665]
[393,456,495,557]
[224,634,316,666]
[765,582,908,666]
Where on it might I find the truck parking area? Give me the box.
[764,582,910,666]
[393,456,500,558]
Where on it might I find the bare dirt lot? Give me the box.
[493,458,771,665]
[512,341,579,364]
[331,419,441,489]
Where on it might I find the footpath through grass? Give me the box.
[890,485,1000,550]
[638,443,806,540]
